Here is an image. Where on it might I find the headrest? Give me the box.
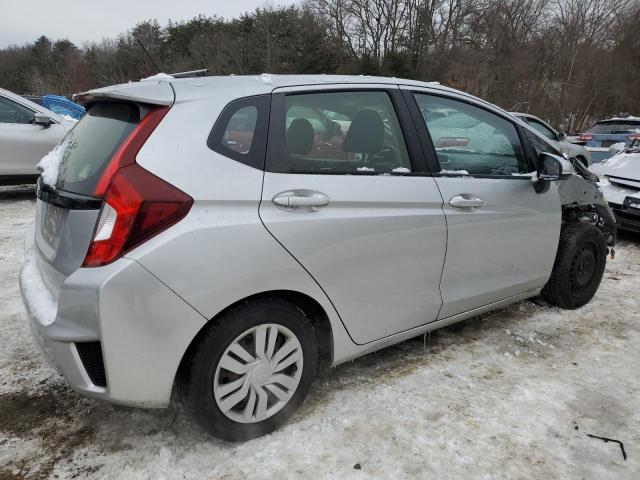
[287,118,314,155]
[343,109,384,154]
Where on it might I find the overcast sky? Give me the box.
[0,0,297,48]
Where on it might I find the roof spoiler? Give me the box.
[73,80,175,107]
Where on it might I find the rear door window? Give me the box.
[268,90,412,174]
[56,102,139,196]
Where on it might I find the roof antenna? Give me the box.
[136,38,161,74]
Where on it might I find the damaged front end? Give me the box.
[558,158,617,248]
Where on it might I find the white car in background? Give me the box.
[0,87,74,185]
[590,140,640,232]
[511,112,592,166]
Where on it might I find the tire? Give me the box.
[541,222,606,309]
[184,298,317,441]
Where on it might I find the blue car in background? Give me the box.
[577,116,640,163]
[23,94,85,121]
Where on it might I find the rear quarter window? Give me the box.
[56,102,139,195]
[208,95,270,170]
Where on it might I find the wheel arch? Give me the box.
[175,289,334,392]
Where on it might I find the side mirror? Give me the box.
[34,113,53,127]
[557,132,566,141]
[535,152,573,193]
[538,152,573,181]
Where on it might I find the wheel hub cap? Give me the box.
[213,324,303,424]
[571,244,597,289]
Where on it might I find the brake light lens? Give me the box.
[628,134,640,141]
[578,133,593,141]
[83,164,193,267]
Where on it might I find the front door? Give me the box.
[405,89,562,319]
[259,86,447,344]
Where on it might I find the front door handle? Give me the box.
[273,191,330,210]
[449,194,484,209]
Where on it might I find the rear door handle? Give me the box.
[272,191,330,210]
[449,194,484,209]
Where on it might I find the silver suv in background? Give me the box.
[511,112,592,166]
[0,87,74,184]
[21,75,616,441]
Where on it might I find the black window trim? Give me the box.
[265,87,430,176]
[207,94,270,170]
[403,89,538,180]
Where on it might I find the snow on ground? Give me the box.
[0,185,639,480]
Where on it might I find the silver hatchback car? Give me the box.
[20,75,616,441]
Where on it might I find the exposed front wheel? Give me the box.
[542,222,607,309]
[184,299,317,441]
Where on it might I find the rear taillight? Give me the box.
[628,134,640,141]
[579,133,593,141]
[83,164,193,267]
[83,106,193,267]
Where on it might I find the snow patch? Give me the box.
[391,167,411,173]
[36,140,67,188]
[141,73,175,82]
[20,248,57,327]
[440,169,470,175]
[256,73,273,85]
[61,114,79,123]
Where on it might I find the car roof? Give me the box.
[81,73,490,106]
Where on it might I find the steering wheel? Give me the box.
[369,145,400,165]
[492,163,520,175]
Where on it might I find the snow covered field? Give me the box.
[1,186,639,480]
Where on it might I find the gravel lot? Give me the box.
[1,186,639,480]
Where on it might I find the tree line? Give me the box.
[0,0,638,132]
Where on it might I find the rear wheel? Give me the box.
[184,298,317,441]
[542,223,606,309]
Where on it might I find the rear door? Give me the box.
[403,87,561,319]
[259,85,447,344]
[0,94,66,175]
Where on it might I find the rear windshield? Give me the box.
[56,102,139,196]
[588,120,640,134]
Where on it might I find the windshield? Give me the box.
[588,120,640,134]
[56,102,139,196]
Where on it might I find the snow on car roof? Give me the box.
[599,116,640,123]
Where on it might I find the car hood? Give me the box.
[590,152,640,180]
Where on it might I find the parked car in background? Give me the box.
[0,87,74,185]
[576,116,640,163]
[24,94,85,121]
[21,75,616,442]
[590,139,640,232]
[511,112,592,166]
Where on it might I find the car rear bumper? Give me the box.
[20,243,207,408]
